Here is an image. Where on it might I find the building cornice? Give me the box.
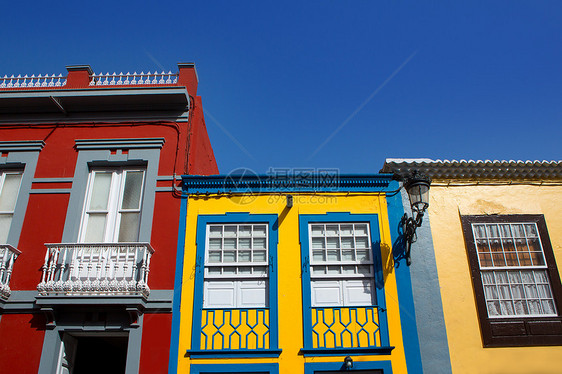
[381,158,562,180]
[182,174,395,194]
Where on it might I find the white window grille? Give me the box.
[0,171,23,244]
[309,223,374,306]
[473,222,557,317]
[203,224,269,308]
[79,169,145,243]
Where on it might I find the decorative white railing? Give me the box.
[89,71,178,86]
[0,245,21,299]
[37,243,154,297]
[0,74,67,88]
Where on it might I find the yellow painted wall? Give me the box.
[428,183,562,373]
[176,193,410,373]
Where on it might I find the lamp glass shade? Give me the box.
[406,180,430,212]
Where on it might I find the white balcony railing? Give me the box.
[89,71,178,86]
[0,74,67,88]
[0,245,21,299]
[37,243,154,297]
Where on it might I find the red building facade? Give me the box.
[0,64,218,373]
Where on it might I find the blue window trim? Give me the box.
[188,212,280,355]
[385,191,423,373]
[168,193,188,374]
[304,360,392,373]
[190,363,279,374]
[299,212,391,353]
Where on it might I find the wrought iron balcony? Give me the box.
[0,245,21,299]
[37,243,153,297]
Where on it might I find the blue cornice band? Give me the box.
[183,174,396,194]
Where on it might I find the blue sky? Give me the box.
[2,1,561,173]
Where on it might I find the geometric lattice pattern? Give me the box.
[311,307,380,348]
[201,308,270,350]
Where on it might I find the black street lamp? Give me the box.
[402,171,431,265]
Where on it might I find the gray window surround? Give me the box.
[0,141,44,247]
[36,138,165,374]
[37,312,144,374]
[62,138,164,243]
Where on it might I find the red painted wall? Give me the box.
[188,96,219,176]
[139,313,172,374]
[13,193,69,290]
[0,314,46,374]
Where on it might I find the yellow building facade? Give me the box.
[383,159,562,374]
[169,173,424,373]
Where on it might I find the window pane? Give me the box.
[223,251,236,262]
[84,214,107,242]
[253,225,267,236]
[0,173,22,211]
[524,224,538,237]
[253,238,266,249]
[312,266,326,275]
[118,212,140,242]
[239,238,251,249]
[312,250,325,262]
[357,265,372,275]
[224,238,236,249]
[341,237,354,249]
[209,238,222,250]
[492,253,506,266]
[209,226,222,237]
[327,249,340,261]
[238,251,251,262]
[341,249,354,261]
[476,239,490,254]
[473,224,486,239]
[355,237,369,249]
[502,238,515,252]
[356,249,370,262]
[325,225,338,236]
[479,253,492,267]
[326,237,339,249]
[504,252,518,266]
[517,251,532,266]
[354,224,368,236]
[312,238,325,249]
[0,215,12,243]
[121,171,144,209]
[239,225,252,236]
[88,172,112,210]
[340,225,353,235]
[512,224,525,237]
[487,224,500,238]
[327,266,341,274]
[253,250,266,262]
[310,224,324,236]
[224,226,237,237]
[530,251,545,266]
[208,251,221,263]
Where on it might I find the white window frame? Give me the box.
[0,170,23,244]
[203,223,269,308]
[78,168,145,243]
[472,221,557,318]
[308,222,375,307]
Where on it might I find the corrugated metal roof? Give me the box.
[380,158,562,180]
